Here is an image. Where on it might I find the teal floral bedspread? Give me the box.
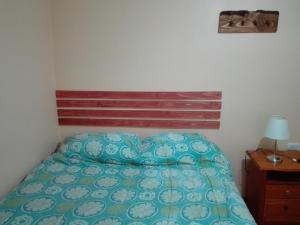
[0,132,256,225]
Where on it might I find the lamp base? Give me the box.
[267,154,283,163]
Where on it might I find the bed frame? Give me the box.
[56,90,222,129]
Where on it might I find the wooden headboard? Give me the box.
[56,90,222,129]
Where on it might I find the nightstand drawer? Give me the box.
[245,150,300,224]
[266,185,300,199]
[264,199,300,221]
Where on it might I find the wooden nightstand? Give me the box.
[245,150,300,225]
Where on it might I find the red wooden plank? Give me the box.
[56,90,222,100]
[58,118,220,129]
[58,109,221,119]
[56,100,221,110]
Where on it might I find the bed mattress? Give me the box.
[0,132,256,225]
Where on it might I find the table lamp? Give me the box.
[264,116,289,163]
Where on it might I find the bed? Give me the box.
[0,132,256,225]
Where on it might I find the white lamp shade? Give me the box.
[265,116,289,140]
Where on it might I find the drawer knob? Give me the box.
[285,190,291,197]
[283,206,289,211]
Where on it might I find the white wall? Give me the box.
[0,0,59,197]
[52,0,300,189]
[5,0,299,197]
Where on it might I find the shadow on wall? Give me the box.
[257,137,288,151]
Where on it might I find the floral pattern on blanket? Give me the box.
[0,132,256,225]
[0,156,255,225]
